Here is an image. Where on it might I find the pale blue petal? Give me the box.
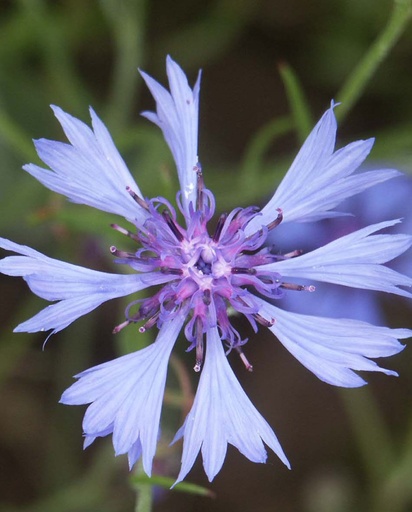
[254,297,409,388]
[279,280,384,325]
[14,296,119,334]
[263,220,412,296]
[83,426,114,450]
[23,106,148,224]
[282,169,400,223]
[244,104,400,232]
[173,325,289,484]
[0,237,173,334]
[274,104,337,191]
[128,439,143,470]
[60,314,185,476]
[275,138,373,211]
[140,56,201,217]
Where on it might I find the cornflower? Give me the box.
[274,175,412,324]
[0,56,411,483]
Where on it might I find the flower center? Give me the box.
[111,168,314,371]
[194,255,212,275]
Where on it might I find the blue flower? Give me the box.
[0,56,411,483]
[273,175,412,324]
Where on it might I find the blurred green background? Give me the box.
[1,0,412,511]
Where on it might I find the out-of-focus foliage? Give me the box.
[0,1,412,511]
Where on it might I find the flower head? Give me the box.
[0,56,411,482]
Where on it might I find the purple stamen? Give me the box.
[162,211,184,241]
[109,246,136,258]
[126,186,150,210]
[281,282,316,292]
[110,224,140,242]
[236,347,253,372]
[111,180,308,369]
[266,208,283,231]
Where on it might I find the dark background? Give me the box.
[0,1,412,511]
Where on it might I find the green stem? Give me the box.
[19,0,90,112]
[240,115,294,188]
[278,62,312,142]
[339,387,394,491]
[0,107,35,161]
[336,0,412,121]
[101,0,148,131]
[133,461,153,512]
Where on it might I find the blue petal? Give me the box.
[0,237,174,334]
[244,104,400,232]
[255,297,409,388]
[277,103,338,192]
[60,313,185,476]
[23,106,148,224]
[140,56,201,218]
[173,325,290,484]
[263,219,412,296]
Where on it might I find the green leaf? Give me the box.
[336,0,412,121]
[240,116,294,187]
[100,0,148,131]
[131,474,215,498]
[278,62,312,142]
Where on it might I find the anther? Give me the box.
[266,208,283,231]
[235,347,253,372]
[112,319,131,334]
[231,267,257,275]
[194,162,205,212]
[110,246,136,258]
[193,162,203,175]
[160,266,183,275]
[110,224,140,242]
[283,249,303,258]
[194,317,204,372]
[203,289,211,306]
[252,313,275,328]
[281,282,316,292]
[126,186,150,210]
[138,311,160,332]
[162,211,184,241]
[213,213,228,242]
